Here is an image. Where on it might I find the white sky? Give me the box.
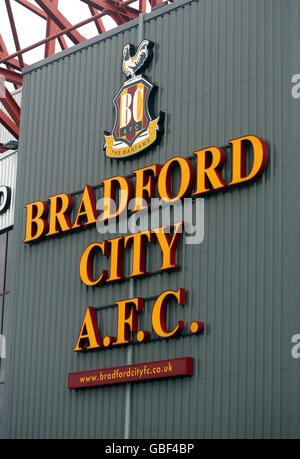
[0,0,144,66]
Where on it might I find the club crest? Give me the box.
[104,40,164,159]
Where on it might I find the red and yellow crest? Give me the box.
[104,40,163,159]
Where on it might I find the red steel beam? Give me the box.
[80,1,129,26]
[5,0,25,69]
[13,0,48,19]
[112,0,142,18]
[0,68,22,85]
[80,0,139,21]
[0,0,177,137]
[119,0,147,5]
[139,0,147,12]
[44,0,59,58]
[0,10,108,65]
[0,0,175,68]
[0,144,8,153]
[34,0,86,45]
[88,5,106,34]
[57,34,68,51]
[0,34,22,70]
[0,109,19,138]
[1,88,21,124]
[0,54,22,71]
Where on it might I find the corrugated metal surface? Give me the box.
[4,0,300,439]
[0,151,18,232]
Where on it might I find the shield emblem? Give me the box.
[104,75,163,159]
[104,40,164,159]
[112,77,152,147]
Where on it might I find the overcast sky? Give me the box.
[0,0,129,65]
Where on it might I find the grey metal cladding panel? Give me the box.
[6,0,300,439]
[134,0,299,439]
[133,0,289,438]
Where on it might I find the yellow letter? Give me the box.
[100,176,133,221]
[46,193,74,236]
[106,236,125,282]
[124,230,154,278]
[132,164,161,212]
[193,146,227,196]
[158,157,195,203]
[113,297,144,346]
[72,185,98,229]
[73,306,102,351]
[23,201,49,243]
[152,222,184,271]
[79,241,108,286]
[152,288,186,338]
[228,135,269,186]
